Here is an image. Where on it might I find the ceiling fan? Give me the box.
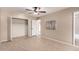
[25,7,46,15]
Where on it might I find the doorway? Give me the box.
[8,18,28,41]
[12,18,28,39]
[32,20,41,37]
[73,12,79,46]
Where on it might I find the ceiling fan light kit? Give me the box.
[34,12,38,15]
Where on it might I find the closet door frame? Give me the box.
[7,17,28,41]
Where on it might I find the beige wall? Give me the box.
[41,8,79,44]
[0,8,9,42]
[0,8,36,42]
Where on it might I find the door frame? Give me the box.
[72,12,76,46]
[72,11,79,46]
[7,17,28,41]
[31,20,37,37]
[31,19,41,37]
[7,16,12,41]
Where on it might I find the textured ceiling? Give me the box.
[2,7,68,17]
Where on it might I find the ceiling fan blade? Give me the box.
[25,9,32,11]
[38,11,46,13]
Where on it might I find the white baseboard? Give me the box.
[42,36,79,48]
[0,40,8,43]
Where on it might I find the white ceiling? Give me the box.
[5,7,68,17]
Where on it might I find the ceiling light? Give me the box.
[34,12,38,15]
